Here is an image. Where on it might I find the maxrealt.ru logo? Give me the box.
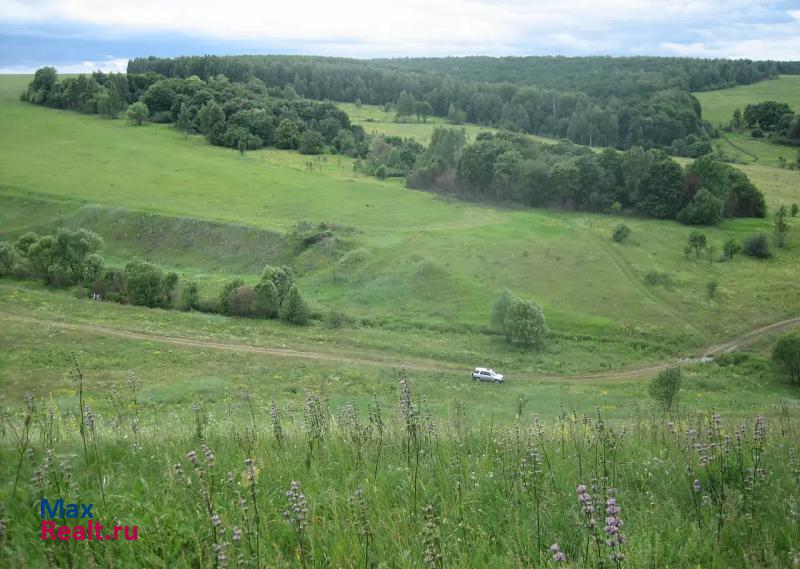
[40,499,138,541]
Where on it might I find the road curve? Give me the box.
[2,311,799,382]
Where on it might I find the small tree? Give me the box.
[0,241,14,275]
[723,238,741,260]
[177,102,191,138]
[491,289,513,331]
[80,253,105,283]
[612,223,631,243]
[648,367,682,411]
[228,285,257,317]
[275,119,301,149]
[504,298,547,346]
[707,280,718,299]
[279,285,310,325]
[181,281,200,311]
[687,231,707,260]
[772,332,800,385]
[127,101,149,126]
[742,233,772,258]
[299,130,325,155]
[791,203,799,217]
[124,258,175,308]
[219,278,246,314]
[774,205,790,248]
[254,278,279,318]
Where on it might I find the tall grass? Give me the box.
[1,368,799,568]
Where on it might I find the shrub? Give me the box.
[504,297,547,346]
[648,367,682,411]
[219,278,246,315]
[279,285,310,325]
[612,224,631,243]
[181,281,200,311]
[124,258,177,308]
[644,271,675,289]
[723,238,741,260]
[491,289,513,331]
[677,188,724,225]
[772,332,800,385]
[228,285,257,317]
[687,231,707,259]
[81,253,105,283]
[0,241,14,275]
[299,130,325,155]
[707,280,718,299]
[742,233,771,258]
[127,101,149,126]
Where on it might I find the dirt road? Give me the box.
[2,311,799,381]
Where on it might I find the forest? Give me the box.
[23,68,766,225]
[125,55,798,154]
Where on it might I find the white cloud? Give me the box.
[1,0,799,58]
[0,57,129,74]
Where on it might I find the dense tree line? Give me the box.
[127,55,797,154]
[24,67,368,156]
[0,229,310,324]
[406,128,765,224]
[733,101,800,147]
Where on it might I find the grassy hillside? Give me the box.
[1,75,800,363]
[695,75,800,166]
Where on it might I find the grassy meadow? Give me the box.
[694,75,800,166]
[2,72,800,567]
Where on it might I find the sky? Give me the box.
[1,0,800,72]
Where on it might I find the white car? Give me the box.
[472,367,504,383]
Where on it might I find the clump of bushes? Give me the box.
[644,271,675,289]
[5,228,311,325]
[742,233,771,259]
[612,224,631,243]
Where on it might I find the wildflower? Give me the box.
[422,504,443,569]
[232,526,242,541]
[284,480,308,532]
[211,514,222,528]
[693,479,701,493]
[201,443,215,468]
[550,543,566,563]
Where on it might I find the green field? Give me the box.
[2,71,800,569]
[694,75,800,166]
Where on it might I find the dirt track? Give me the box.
[2,311,799,382]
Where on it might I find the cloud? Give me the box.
[0,56,129,74]
[1,0,799,60]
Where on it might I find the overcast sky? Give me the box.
[2,0,800,72]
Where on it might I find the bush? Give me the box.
[181,281,200,311]
[298,130,325,155]
[504,297,547,346]
[0,241,14,275]
[742,233,771,258]
[648,367,682,410]
[612,224,631,243]
[772,332,800,385]
[219,278,246,315]
[644,271,675,289]
[124,258,177,308]
[279,285,310,325]
[228,285,257,317]
[491,289,513,331]
[677,188,724,225]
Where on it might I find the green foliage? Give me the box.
[219,278,246,315]
[279,285,310,325]
[791,203,799,217]
[677,188,724,225]
[0,241,14,275]
[644,271,675,289]
[491,288,513,331]
[707,280,719,300]
[396,91,415,119]
[742,233,772,259]
[771,332,800,384]
[774,206,790,248]
[181,281,200,311]
[124,257,177,308]
[612,223,631,243]
[723,238,741,260]
[126,101,149,126]
[13,231,39,256]
[275,119,301,149]
[687,231,707,259]
[648,366,682,410]
[503,297,547,346]
[81,253,105,283]
[298,130,325,155]
[201,102,226,146]
[254,279,279,318]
